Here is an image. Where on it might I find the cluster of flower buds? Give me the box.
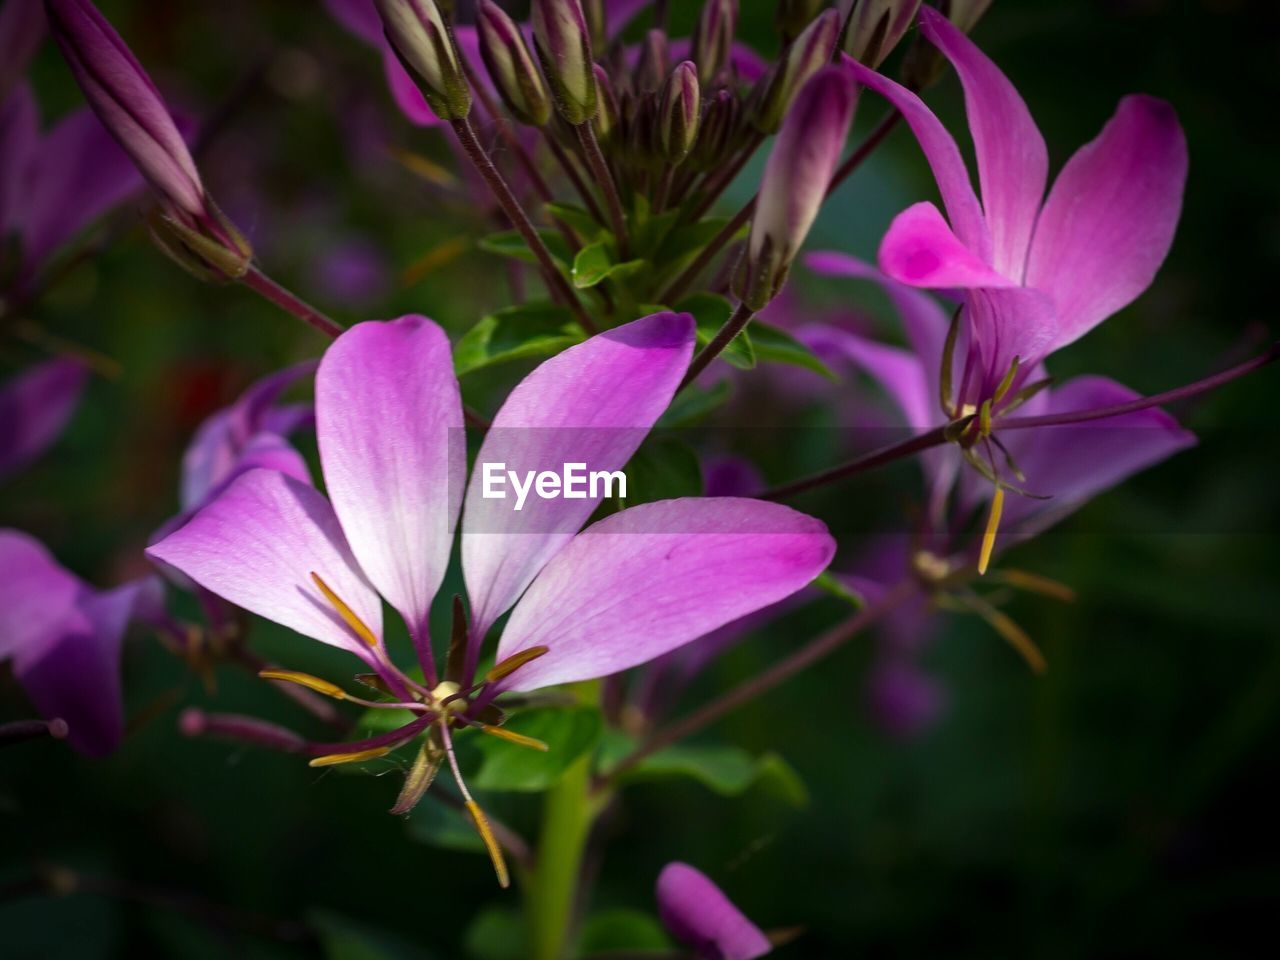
[45,0,252,281]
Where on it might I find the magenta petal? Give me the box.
[803,325,932,430]
[0,530,81,663]
[843,54,990,260]
[918,7,1047,279]
[317,317,463,638]
[879,201,1014,290]
[997,375,1196,532]
[383,46,441,126]
[1026,95,1187,351]
[462,312,695,637]
[656,862,771,960]
[493,498,835,692]
[966,286,1060,395]
[0,358,90,483]
[323,0,384,45]
[147,469,384,658]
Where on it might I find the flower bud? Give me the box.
[45,0,205,219]
[477,0,551,126]
[532,0,598,125]
[900,1,993,89]
[148,200,253,283]
[636,29,669,95]
[776,0,823,44]
[748,7,840,134]
[591,62,620,142]
[739,66,855,310]
[841,0,922,67]
[582,0,606,52]
[374,0,471,120]
[658,61,700,164]
[687,88,739,171]
[945,0,994,32]
[691,0,737,86]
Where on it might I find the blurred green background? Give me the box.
[3,0,1278,957]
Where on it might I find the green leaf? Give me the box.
[311,910,438,960]
[477,229,572,271]
[813,571,866,609]
[619,437,703,507]
[464,907,528,960]
[601,735,808,807]
[576,909,670,955]
[544,202,604,239]
[570,240,645,289]
[750,321,837,379]
[657,216,743,266]
[681,292,755,370]
[454,303,584,376]
[658,379,733,427]
[406,796,486,853]
[470,706,603,792]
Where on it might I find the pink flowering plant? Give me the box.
[1,0,1275,956]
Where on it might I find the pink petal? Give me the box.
[0,358,90,482]
[1025,95,1187,352]
[147,469,384,659]
[801,325,932,430]
[316,317,463,639]
[966,286,1060,398]
[462,312,695,637]
[997,375,1195,532]
[322,0,384,45]
[919,6,1047,279]
[843,54,991,260]
[879,201,1016,290]
[656,862,771,960]
[0,530,81,663]
[493,498,835,692]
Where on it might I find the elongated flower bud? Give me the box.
[477,0,551,126]
[636,29,669,95]
[532,0,597,125]
[748,7,840,134]
[841,0,922,67]
[582,0,606,51]
[688,88,738,171]
[900,0,993,90]
[374,0,471,120]
[45,0,205,219]
[776,0,823,43]
[740,66,855,310]
[945,0,994,32]
[692,0,737,86]
[658,61,700,164]
[592,62,619,142]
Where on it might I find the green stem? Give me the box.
[527,753,595,960]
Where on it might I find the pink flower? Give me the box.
[656,862,771,960]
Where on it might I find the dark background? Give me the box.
[2,0,1278,956]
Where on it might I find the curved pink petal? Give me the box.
[462,312,695,638]
[316,316,463,639]
[656,862,771,960]
[147,469,384,659]
[997,375,1195,532]
[802,325,932,430]
[0,358,90,483]
[0,529,81,662]
[843,54,991,260]
[919,6,1047,279]
[1025,95,1187,352]
[0,0,44,100]
[965,286,1060,399]
[493,498,835,692]
[879,201,1015,290]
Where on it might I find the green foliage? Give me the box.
[454,303,585,376]
[463,907,527,960]
[619,437,704,507]
[471,706,604,792]
[575,909,670,955]
[570,241,645,289]
[311,911,439,960]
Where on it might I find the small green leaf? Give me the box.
[619,437,703,507]
[657,216,743,265]
[454,303,584,376]
[750,321,837,379]
[813,571,866,609]
[658,379,733,427]
[681,292,755,370]
[601,735,808,807]
[406,796,486,852]
[576,909,671,955]
[544,202,603,239]
[464,907,527,960]
[477,229,572,271]
[570,240,645,289]
[470,706,602,792]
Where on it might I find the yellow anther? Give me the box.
[259,668,348,700]
[308,746,393,767]
[486,645,550,683]
[465,799,510,889]
[978,486,1004,576]
[310,572,380,648]
[478,724,549,752]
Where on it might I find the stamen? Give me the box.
[389,736,444,816]
[992,356,1021,405]
[939,304,962,418]
[259,669,348,700]
[309,745,393,767]
[994,568,1076,603]
[486,645,550,683]
[477,724,549,752]
[978,486,1004,576]
[310,572,379,648]
[439,721,509,888]
[964,591,1047,674]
